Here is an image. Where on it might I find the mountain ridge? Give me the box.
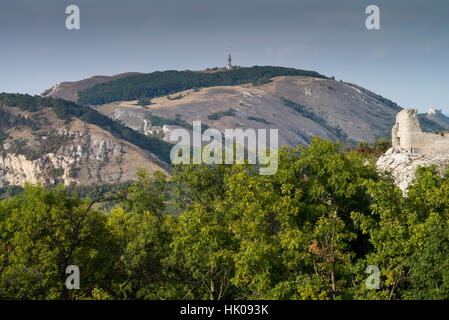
[2,66,447,188]
[39,67,449,147]
[0,93,171,187]
[41,72,144,103]
[92,75,446,146]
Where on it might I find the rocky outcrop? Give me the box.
[378,108,449,193]
[0,106,168,188]
[110,107,186,142]
[0,129,165,187]
[0,151,83,187]
[377,148,449,192]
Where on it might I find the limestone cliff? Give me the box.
[377,148,449,192]
[0,105,168,188]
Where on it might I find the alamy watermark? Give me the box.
[365,5,380,30]
[365,265,380,290]
[65,265,80,290]
[64,4,380,31]
[169,121,279,175]
[65,5,80,30]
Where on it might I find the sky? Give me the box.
[0,0,448,113]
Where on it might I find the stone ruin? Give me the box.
[378,109,449,193]
[392,108,449,155]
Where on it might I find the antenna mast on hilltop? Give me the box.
[226,46,232,70]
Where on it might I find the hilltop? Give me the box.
[41,72,144,103]
[2,66,447,189]
[91,75,449,146]
[42,66,327,104]
[40,66,449,147]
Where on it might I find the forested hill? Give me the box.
[0,93,173,164]
[77,66,328,105]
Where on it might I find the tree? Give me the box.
[0,184,115,299]
[106,169,175,299]
[169,164,237,299]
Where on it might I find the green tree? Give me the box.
[106,169,175,299]
[0,184,115,299]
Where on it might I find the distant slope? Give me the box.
[41,72,144,102]
[95,76,406,145]
[0,93,172,164]
[38,67,449,149]
[424,110,449,131]
[0,94,169,187]
[76,66,328,105]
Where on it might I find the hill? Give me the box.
[0,93,170,187]
[424,109,449,130]
[94,75,444,146]
[75,66,328,105]
[40,65,449,146]
[41,72,144,102]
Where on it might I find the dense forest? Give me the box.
[0,93,173,164]
[77,66,328,105]
[1,138,449,300]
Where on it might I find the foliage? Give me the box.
[137,97,153,106]
[146,113,193,130]
[0,93,38,112]
[0,184,115,299]
[1,138,449,300]
[77,66,328,105]
[354,138,392,158]
[0,185,24,200]
[247,116,271,124]
[7,134,71,161]
[0,105,39,131]
[0,94,173,164]
[167,94,183,100]
[207,108,235,121]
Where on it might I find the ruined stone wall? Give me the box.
[392,109,449,155]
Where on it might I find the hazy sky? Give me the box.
[1,0,448,113]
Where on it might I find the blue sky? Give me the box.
[1,0,448,113]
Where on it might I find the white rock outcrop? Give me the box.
[0,130,127,187]
[377,108,449,193]
[377,148,449,192]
